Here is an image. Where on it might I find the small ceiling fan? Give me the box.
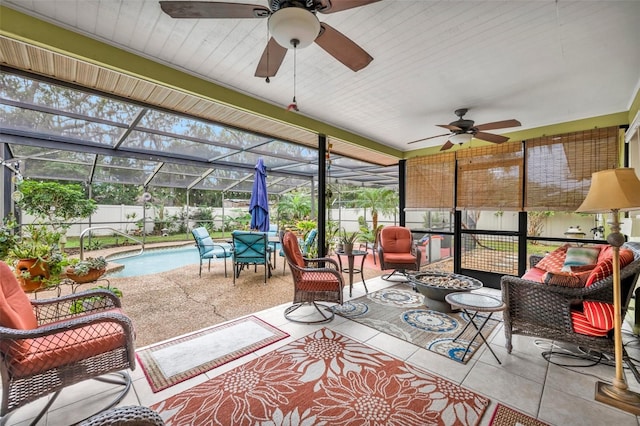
[407,108,522,151]
[159,0,379,78]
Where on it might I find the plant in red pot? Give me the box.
[65,256,108,284]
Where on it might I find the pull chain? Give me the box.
[287,39,299,111]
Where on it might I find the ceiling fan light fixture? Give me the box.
[268,8,320,49]
[450,133,472,144]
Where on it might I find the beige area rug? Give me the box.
[489,404,550,426]
[152,328,490,425]
[332,284,502,363]
[136,316,289,392]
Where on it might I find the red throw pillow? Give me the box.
[535,244,570,272]
[583,301,615,330]
[585,248,635,287]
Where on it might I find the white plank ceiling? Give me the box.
[2,0,640,152]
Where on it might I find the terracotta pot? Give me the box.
[65,267,106,284]
[15,258,50,292]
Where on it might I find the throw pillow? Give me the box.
[585,248,635,287]
[541,271,583,288]
[583,301,615,330]
[535,244,570,272]
[561,247,600,272]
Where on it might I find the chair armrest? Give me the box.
[0,310,135,342]
[304,257,340,270]
[31,289,122,324]
[529,254,544,268]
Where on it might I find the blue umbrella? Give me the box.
[249,158,270,232]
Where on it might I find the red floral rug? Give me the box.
[152,328,490,425]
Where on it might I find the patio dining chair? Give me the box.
[191,227,232,277]
[0,261,136,425]
[231,230,272,284]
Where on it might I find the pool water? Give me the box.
[107,245,207,277]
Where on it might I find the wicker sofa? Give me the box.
[501,242,640,354]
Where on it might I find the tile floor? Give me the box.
[4,276,640,425]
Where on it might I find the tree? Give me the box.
[356,187,397,230]
[277,192,312,224]
[528,211,554,244]
[16,180,97,231]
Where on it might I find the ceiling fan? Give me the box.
[407,108,522,151]
[159,0,379,79]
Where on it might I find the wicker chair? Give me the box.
[378,226,422,281]
[281,231,344,323]
[79,405,165,426]
[0,261,136,425]
[501,242,640,355]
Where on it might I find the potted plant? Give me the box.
[8,224,67,292]
[65,256,108,284]
[339,229,360,255]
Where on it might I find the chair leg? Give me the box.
[199,260,202,277]
[223,257,227,278]
[208,259,211,273]
[284,302,335,324]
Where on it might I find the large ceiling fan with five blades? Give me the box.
[159,0,379,78]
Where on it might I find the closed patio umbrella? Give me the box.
[249,158,270,232]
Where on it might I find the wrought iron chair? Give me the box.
[281,231,343,323]
[231,230,272,284]
[378,226,422,281]
[0,261,136,425]
[191,227,232,277]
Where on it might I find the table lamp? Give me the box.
[577,168,640,414]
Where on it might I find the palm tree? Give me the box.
[277,192,312,224]
[356,187,397,230]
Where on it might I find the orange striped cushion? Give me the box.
[583,301,615,330]
[541,271,583,287]
[571,310,609,337]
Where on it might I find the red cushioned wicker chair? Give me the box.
[378,226,422,281]
[0,261,136,425]
[281,231,344,323]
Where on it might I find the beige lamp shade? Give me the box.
[577,168,640,213]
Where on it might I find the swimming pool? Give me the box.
[107,245,218,278]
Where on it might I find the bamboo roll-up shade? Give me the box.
[456,143,523,210]
[525,127,619,211]
[406,152,455,208]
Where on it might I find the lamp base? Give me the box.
[595,381,640,415]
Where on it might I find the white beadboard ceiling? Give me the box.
[2,0,640,153]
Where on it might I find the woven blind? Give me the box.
[406,152,455,208]
[525,127,619,211]
[456,143,523,210]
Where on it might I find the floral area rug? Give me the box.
[152,328,490,425]
[332,284,502,363]
[136,316,288,392]
[489,403,550,426]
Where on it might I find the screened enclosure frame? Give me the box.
[0,68,399,204]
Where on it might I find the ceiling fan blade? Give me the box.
[440,140,454,151]
[315,23,373,72]
[407,133,451,145]
[437,124,463,132]
[255,38,287,78]
[317,0,382,14]
[474,132,510,143]
[159,1,270,18]
[474,119,521,131]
